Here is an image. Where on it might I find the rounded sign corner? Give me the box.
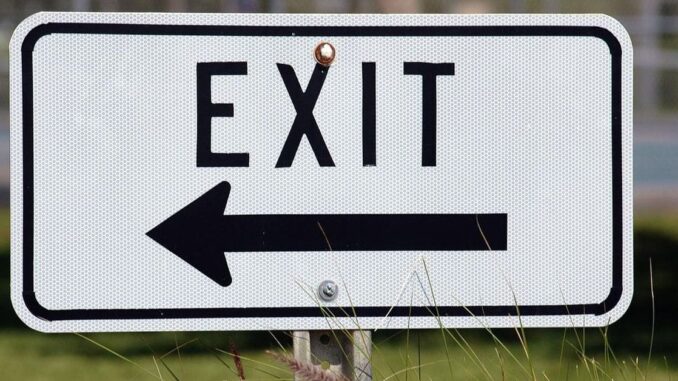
[11,290,54,333]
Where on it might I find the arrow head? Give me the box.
[147,181,233,287]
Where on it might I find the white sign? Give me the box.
[10,13,633,332]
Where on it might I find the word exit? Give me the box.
[196,61,455,168]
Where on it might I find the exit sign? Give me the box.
[10,13,633,332]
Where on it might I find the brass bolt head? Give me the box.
[314,42,336,66]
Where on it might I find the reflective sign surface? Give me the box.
[10,13,633,332]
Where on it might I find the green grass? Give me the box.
[0,333,287,381]
[0,208,8,249]
[635,214,678,238]
[0,329,676,381]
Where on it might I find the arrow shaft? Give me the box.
[220,214,507,252]
[149,182,508,286]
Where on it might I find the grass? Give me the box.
[634,214,678,238]
[0,208,8,247]
[0,210,677,380]
[0,329,676,380]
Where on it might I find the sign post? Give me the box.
[11,13,632,336]
[293,330,372,381]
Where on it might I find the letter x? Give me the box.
[275,63,335,168]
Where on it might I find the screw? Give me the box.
[314,42,336,66]
[318,280,338,301]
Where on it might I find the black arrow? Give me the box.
[147,182,507,287]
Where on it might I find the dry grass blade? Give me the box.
[415,260,493,380]
[216,349,284,380]
[152,355,165,381]
[495,347,505,381]
[420,259,455,380]
[74,333,160,379]
[647,258,656,376]
[212,349,237,377]
[564,340,615,380]
[215,349,286,372]
[382,360,448,381]
[507,286,537,381]
[267,350,349,381]
[160,338,199,359]
[293,281,370,379]
[159,357,181,381]
[475,214,492,250]
[269,331,290,355]
[314,222,378,380]
[230,342,246,380]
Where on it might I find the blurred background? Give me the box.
[0,1,677,380]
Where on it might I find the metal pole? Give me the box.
[293,330,372,381]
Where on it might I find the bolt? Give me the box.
[314,42,336,66]
[318,280,338,301]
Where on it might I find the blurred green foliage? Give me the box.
[611,214,678,353]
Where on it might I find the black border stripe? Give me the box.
[20,23,624,321]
